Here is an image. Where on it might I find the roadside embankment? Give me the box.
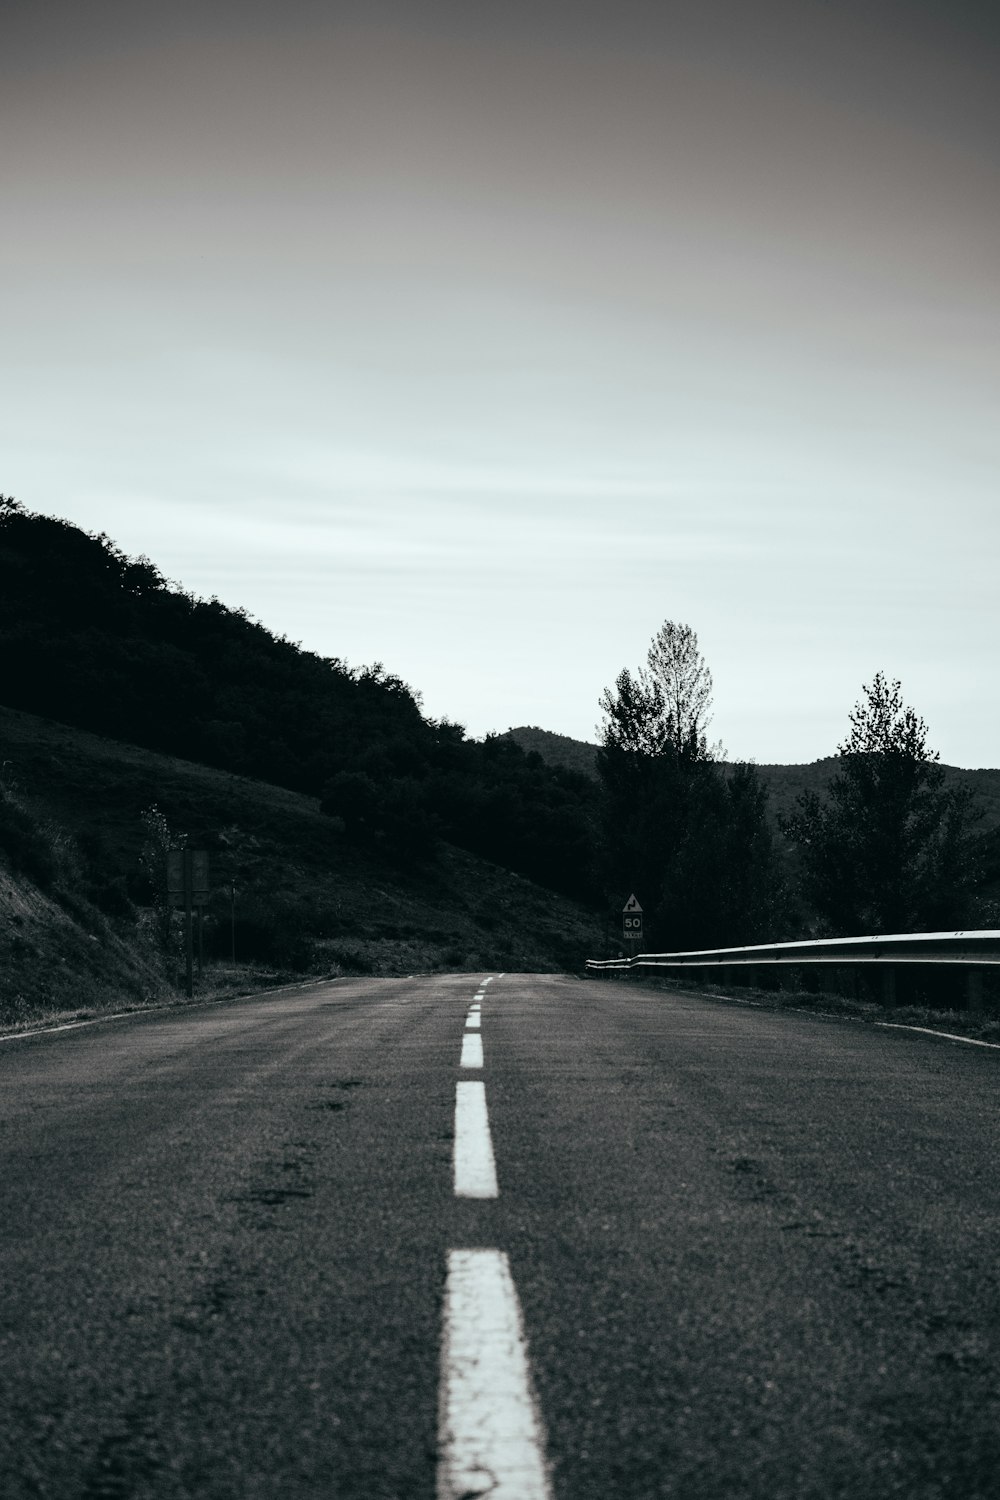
[611,969,1000,1045]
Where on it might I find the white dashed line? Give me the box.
[465,1013,481,1030]
[460,1033,484,1068]
[453,1081,498,1199]
[437,1249,552,1500]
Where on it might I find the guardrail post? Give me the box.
[967,968,984,1012]
[881,966,896,1006]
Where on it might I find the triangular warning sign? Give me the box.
[622,893,642,913]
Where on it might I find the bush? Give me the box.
[0,789,59,889]
[209,896,316,971]
[87,874,134,918]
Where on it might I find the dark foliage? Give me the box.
[0,497,597,901]
[596,743,785,949]
[0,785,59,890]
[0,497,423,786]
[781,673,982,934]
[596,623,785,949]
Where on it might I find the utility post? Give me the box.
[882,965,897,1007]
[167,848,210,999]
[184,850,195,998]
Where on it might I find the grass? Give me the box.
[616,968,1000,1044]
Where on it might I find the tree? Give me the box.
[646,620,715,760]
[598,621,714,762]
[598,668,670,758]
[596,620,782,948]
[781,673,980,934]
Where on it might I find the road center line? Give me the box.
[437,1249,552,1500]
[460,1032,484,1068]
[465,1013,481,1030]
[453,1081,498,1199]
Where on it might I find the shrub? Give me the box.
[0,788,59,889]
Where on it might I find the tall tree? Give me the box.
[782,673,980,934]
[596,620,781,948]
[645,620,715,760]
[599,622,715,762]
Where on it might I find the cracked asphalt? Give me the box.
[2,972,1000,1498]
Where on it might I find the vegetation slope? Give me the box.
[505,725,1000,922]
[0,498,597,904]
[0,705,604,1026]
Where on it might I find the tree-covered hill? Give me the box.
[0,498,597,901]
[504,726,600,781]
[505,724,1000,924]
[505,723,1000,839]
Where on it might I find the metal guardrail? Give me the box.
[588,931,1000,1007]
[585,930,1000,974]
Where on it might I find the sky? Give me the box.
[3,0,999,766]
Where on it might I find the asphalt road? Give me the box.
[2,973,1000,1498]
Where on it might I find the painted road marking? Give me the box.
[460,1033,484,1068]
[875,1022,1000,1049]
[453,1081,498,1199]
[465,1013,481,1030]
[437,1249,552,1500]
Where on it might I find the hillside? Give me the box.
[0,705,605,1025]
[4,495,997,1011]
[504,726,599,780]
[505,724,1000,919]
[504,726,1000,834]
[753,759,1000,835]
[0,498,597,903]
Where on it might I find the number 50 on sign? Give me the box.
[622,893,643,941]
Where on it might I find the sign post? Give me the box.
[622,894,643,959]
[167,849,210,997]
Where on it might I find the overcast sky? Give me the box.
[4,0,998,765]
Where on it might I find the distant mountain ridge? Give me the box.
[501,726,599,781]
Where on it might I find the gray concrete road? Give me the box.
[2,973,999,1498]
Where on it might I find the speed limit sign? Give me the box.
[622,893,643,941]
